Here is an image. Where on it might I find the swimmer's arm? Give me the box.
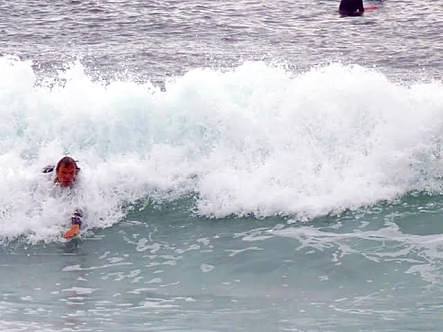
[64,209,83,239]
[42,165,55,173]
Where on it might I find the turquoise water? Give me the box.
[1,0,443,330]
[2,195,443,331]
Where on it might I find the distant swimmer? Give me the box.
[43,156,83,239]
[339,0,365,16]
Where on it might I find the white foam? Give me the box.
[272,223,443,283]
[0,56,442,242]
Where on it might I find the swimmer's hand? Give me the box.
[64,224,80,239]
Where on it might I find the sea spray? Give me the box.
[0,56,442,242]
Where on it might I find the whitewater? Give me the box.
[1,0,443,331]
[1,57,442,243]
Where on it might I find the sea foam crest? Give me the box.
[0,56,442,241]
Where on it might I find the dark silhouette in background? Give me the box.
[339,0,365,16]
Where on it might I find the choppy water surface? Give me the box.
[2,198,443,331]
[1,0,442,81]
[1,0,443,331]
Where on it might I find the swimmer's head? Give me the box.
[55,156,80,187]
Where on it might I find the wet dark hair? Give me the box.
[56,156,80,173]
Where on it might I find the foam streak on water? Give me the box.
[1,1,443,331]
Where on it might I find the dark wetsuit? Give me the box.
[339,0,364,16]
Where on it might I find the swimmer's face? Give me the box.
[56,164,77,187]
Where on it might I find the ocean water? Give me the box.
[1,0,443,331]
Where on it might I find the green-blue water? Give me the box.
[1,0,443,330]
[2,194,443,331]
